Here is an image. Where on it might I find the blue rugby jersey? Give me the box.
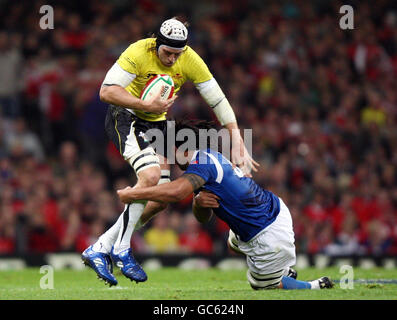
[184,149,280,242]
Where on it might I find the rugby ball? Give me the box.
[140,74,174,101]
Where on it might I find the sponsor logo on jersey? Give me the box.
[146,72,158,79]
[172,73,183,80]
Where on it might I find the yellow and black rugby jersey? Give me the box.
[117,38,213,121]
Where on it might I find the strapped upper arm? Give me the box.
[102,62,136,88]
[195,78,236,126]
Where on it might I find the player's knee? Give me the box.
[137,167,161,187]
[136,167,171,188]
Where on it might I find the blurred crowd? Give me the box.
[1,0,397,257]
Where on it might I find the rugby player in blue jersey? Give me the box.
[117,120,334,290]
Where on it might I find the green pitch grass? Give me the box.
[0,267,396,300]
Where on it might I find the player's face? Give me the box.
[157,46,183,67]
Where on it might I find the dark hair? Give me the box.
[174,118,214,132]
[172,119,217,150]
[171,16,189,28]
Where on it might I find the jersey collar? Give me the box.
[189,150,199,163]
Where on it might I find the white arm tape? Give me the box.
[102,62,136,88]
[195,78,237,126]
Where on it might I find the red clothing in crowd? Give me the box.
[179,230,214,255]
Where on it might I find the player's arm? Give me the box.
[117,173,206,204]
[185,49,237,128]
[192,191,219,223]
[99,63,176,114]
[224,121,260,177]
[100,84,144,110]
[195,77,260,176]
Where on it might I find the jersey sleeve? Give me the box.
[183,47,213,84]
[116,43,140,75]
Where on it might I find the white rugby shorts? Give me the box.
[237,197,296,289]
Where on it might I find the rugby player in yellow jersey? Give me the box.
[81,18,259,286]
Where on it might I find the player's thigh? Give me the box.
[240,228,296,274]
[241,203,296,289]
[244,238,293,290]
[244,237,293,290]
[264,198,297,267]
[105,106,161,177]
[105,106,141,158]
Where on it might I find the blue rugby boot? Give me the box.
[81,245,118,286]
[111,247,147,283]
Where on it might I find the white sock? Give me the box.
[128,171,169,234]
[113,201,146,254]
[92,205,127,253]
[309,280,320,290]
